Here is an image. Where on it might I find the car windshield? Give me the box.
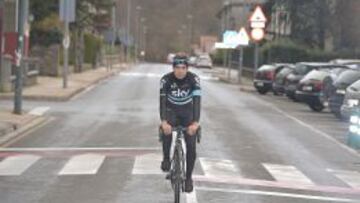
[302,69,330,81]
[258,65,276,71]
[336,70,360,84]
[295,64,313,75]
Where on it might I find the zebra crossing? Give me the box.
[0,152,359,192]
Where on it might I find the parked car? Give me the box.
[196,54,213,69]
[295,65,349,112]
[330,59,360,66]
[284,62,325,101]
[328,67,360,118]
[273,64,295,95]
[167,53,175,64]
[253,63,290,95]
[188,56,197,66]
[341,79,360,120]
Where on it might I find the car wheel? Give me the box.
[309,103,324,112]
[257,88,268,95]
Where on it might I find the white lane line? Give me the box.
[196,187,357,202]
[28,106,50,116]
[186,190,198,203]
[263,163,314,185]
[132,153,164,175]
[199,158,239,177]
[0,147,161,152]
[58,153,105,175]
[269,105,360,158]
[0,154,40,176]
[328,169,360,188]
[119,72,218,81]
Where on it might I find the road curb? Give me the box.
[0,116,49,147]
[0,70,120,102]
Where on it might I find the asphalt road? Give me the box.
[0,63,359,203]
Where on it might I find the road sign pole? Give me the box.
[14,0,27,115]
[254,43,259,79]
[63,0,69,89]
[238,46,243,84]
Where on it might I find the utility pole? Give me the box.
[134,6,141,63]
[126,0,131,63]
[111,0,116,52]
[14,0,27,114]
[187,14,193,54]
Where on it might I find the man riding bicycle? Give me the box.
[159,53,201,193]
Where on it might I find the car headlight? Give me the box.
[350,115,359,124]
[336,89,346,95]
[348,99,359,107]
[349,125,358,133]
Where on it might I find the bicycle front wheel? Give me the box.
[174,181,180,203]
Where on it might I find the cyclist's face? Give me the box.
[173,65,188,79]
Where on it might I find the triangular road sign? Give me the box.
[250,6,267,22]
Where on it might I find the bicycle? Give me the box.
[168,126,187,203]
[159,125,201,203]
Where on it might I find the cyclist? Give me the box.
[159,53,201,193]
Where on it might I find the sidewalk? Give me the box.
[0,63,129,102]
[212,67,256,93]
[0,63,130,146]
[0,109,47,146]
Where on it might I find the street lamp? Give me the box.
[134,6,142,62]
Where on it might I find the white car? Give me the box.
[196,55,213,69]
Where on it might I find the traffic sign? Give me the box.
[250,6,267,28]
[63,35,70,49]
[60,0,76,22]
[251,28,265,41]
[237,27,250,46]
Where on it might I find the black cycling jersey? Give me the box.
[160,71,201,123]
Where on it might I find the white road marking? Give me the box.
[196,186,357,202]
[28,106,50,116]
[199,158,239,177]
[132,153,164,175]
[0,147,161,152]
[119,72,218,81]
[186,190,198,203]
[270,105,360,158]
[0,154,40,176]
[328,169,360,188]
[58,153,105,175]
[263,163,314,185]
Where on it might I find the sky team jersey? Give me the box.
[160,71,201,122]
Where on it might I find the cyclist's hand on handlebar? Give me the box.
[161,121,172,135]
[187,122,199,136]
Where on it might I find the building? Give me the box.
[199,35,218,54]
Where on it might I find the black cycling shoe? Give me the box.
[184,179,194,193]
[161,159,171,172]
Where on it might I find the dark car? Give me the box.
[253,63,290,95]
[273,64,295,95]
[284,62,326,101]
[341,79,360,120]
[295,65,349,112]
[329,67,360,118]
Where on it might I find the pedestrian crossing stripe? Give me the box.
[0,154,41,176]
[327,169,360,188]
[0,153,359,191]
[263,163,314,185]
[58,153,105,175]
